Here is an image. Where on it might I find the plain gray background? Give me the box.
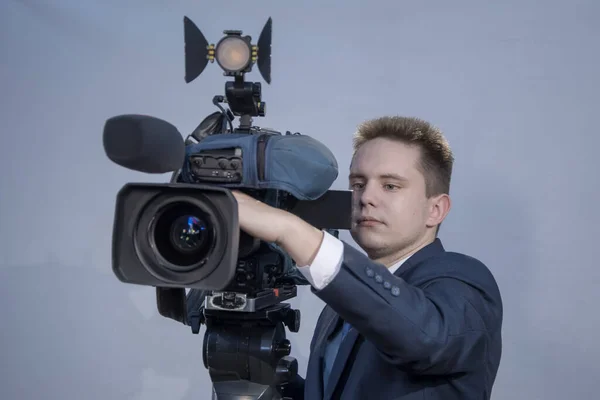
[1,0,598,399]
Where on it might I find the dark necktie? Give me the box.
[340,321,352,341]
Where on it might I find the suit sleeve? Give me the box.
[297,231,502,375]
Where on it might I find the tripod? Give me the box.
[187,289,302,400]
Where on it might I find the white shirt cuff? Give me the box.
[296,230,344,290]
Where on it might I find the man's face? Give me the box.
[349,137,441,263]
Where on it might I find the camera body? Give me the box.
[111,122,349,311]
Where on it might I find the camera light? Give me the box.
[215,36,251,72]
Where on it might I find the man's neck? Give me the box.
[374,234,436,268]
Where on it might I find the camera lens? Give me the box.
[169,215,206,253]
[151,202,215,269]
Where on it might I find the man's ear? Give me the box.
[426,194,451,228]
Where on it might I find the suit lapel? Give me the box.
[320,309,341,355]
[323,326,359,400]
[306,308,341,399]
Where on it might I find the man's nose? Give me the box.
[357,183,378,208]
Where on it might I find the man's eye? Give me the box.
[351,183,364,190]
[384,184,399,190]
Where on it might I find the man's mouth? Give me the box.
[357,217,382,226]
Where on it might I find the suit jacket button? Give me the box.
[375,274,383,283]
[391,286,400,296]
[366,268,375,277]
[383,281,391,289]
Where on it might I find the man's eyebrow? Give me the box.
[348,173,409,182]
[380,173,409,182]
[348,173,364,180]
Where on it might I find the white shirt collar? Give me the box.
[388,254,412,274]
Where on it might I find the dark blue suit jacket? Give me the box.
[283,238,503,400]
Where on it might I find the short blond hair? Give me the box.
[352,116,454,198]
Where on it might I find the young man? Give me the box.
[231,116,503,399]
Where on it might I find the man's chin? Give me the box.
[351,224,384,239]
[350,230,386,251]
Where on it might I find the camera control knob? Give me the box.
[218,159,228,169]
[273,339,292,358]
[274,356,299,386]
[283,309,301,333]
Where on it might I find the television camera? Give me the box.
[103,16,351,400]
